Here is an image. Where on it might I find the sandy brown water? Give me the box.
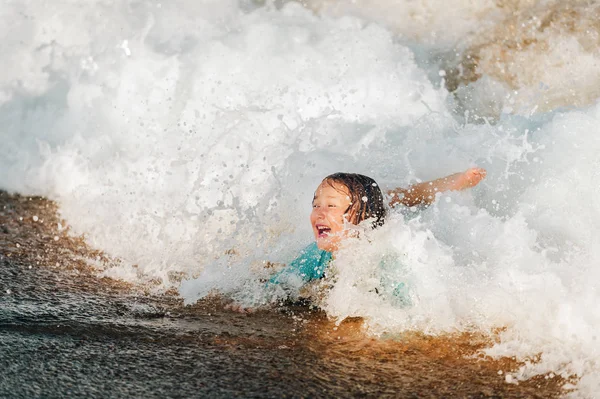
[0,191,568,398]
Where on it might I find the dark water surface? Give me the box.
[0,192,566,398]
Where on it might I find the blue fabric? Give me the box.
[269,242,411,306]
[269,242,332,285]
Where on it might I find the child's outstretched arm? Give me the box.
[388,167,486,207]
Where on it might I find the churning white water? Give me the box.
[2,0,600,397]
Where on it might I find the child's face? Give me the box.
[310,180,352,252]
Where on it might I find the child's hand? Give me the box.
[452,167,487,190]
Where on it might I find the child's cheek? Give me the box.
[333,213,346,230]
[328,212,342,226]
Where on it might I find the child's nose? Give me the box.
[315,207,328,217]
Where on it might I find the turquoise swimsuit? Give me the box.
[269,243,411,306]
[269,242,332,285]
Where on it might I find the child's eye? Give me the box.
[328,204,336,207]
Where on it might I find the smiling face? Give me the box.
[310,179,352,252]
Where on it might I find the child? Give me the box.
[269,168,486,287]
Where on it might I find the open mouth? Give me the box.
[316,225,331,238]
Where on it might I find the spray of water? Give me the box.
[2,0,600,396]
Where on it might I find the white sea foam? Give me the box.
[1,0,447,283]
[2,1,600,397]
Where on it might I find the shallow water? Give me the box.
[0,192,565,397]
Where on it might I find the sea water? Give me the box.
[1,0,600,397]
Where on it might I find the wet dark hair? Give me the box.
[322,173,387,229]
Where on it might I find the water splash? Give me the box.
[2,0,600,396]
